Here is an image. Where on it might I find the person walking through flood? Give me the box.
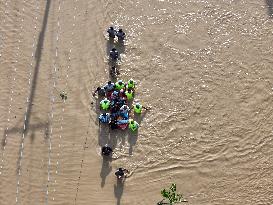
[116,29,126,41]
[132,102,149,114]
[128,119,139,132]
[104,81,115,93]
[107,26,116,38]
[110,66,120,77]
[101,144,113,156]
[125,89,134,100]
[115,168,129,179]
[109,48,119,61]
[92,87,106,97]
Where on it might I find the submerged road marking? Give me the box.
[0,0,27,177]
[45,0,64,203]
[48,0,79,203]
[15,0,40,203]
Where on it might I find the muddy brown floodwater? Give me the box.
[0,0,273,205]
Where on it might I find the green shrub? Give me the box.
[157,183,187,205]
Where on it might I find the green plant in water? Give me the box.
[157,183,187,205]
[60,91,67,100]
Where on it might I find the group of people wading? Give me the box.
[93,26,149,180]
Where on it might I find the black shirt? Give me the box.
[115,169,124,177]
[102,146,112,156]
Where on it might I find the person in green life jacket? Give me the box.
[129,119,139,132]
[127,79,135,90]
[133,102,149,114]
[100,98,110,110]
[125,89,134,100]
[115,80,125,90]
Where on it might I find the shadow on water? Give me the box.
[115,41,125,55]
[25,0,51,133]
[114,179,125,205]
[127,110,149,155]
[108,129,126,151]
[106,38,114,55]
[100,156,112,187]
[134,110,149,125]
[2,123,49,148]
[128,131,138,155]
[95,99,113,187]
[96,97,110,147]
[109,69,117,82]
[106,38,125,56]
[96,109,128,187]
[266,0,273,17]
[12,0,51,174]
[98,122,114,188]
[106,38,125,73]
[108,65,120,82]
[108,130,118,150]
[1,0,51,149]
[98,124,110,147]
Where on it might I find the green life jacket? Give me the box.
[125,91,133,100]
[134,103,142,114]
[129,120,139,132]
[115,81,124,90]
[100,99,110,110]
[127,79,135,89]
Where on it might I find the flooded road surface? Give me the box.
[0,0,273,204]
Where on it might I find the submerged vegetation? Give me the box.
[60,91,67,100]
[157,183,187,205]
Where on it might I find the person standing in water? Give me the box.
[116,29,126,41]
[99,113,110,124]
[115,168,129,179]
[126,79,135,90]
[128,119,139,132]
[115,80,125,90]
[110,66,120,76]
[107,26,116,38]
[92,87,105,97]
[104,81,115,93]
[101,144,113,156]
[109,48,119,61]
[100,98,110,110]
[133,102,149,114]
